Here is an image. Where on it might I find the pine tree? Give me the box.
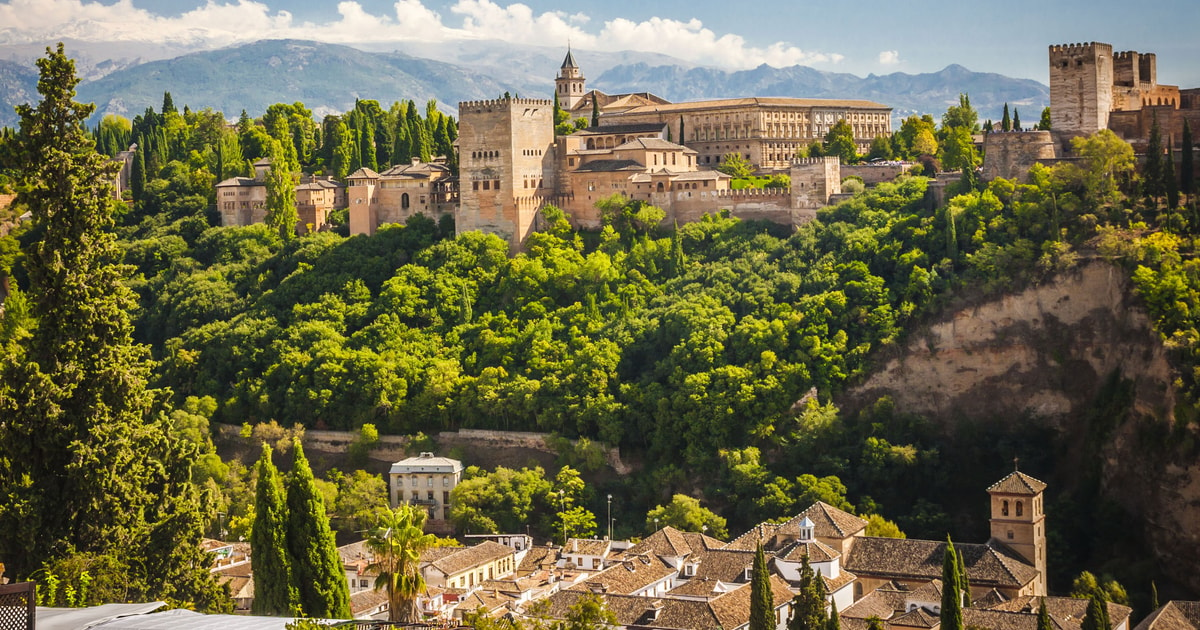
[1001,104,1011,132]
[0,43,225,610]
[750,543,774,630]
[940,538,964,630]
[286,440,351,619]
[251,444,299,616]
[1037,598,1053,630]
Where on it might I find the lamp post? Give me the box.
[654,517,659,532]
[552,492,567,545]
[607,494,613,541]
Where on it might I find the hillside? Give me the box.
[0,59,37,126]
[594,62,1049,121]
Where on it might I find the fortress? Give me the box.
[983,41,1200,181]
[346,51,895,250]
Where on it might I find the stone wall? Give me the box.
[981,131,1058,181]
[1049,42,1114,136]
[790,156,840,212]
[841,163,911,186]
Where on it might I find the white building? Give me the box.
[388,452,463,522]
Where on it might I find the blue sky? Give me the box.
[2,0,1197,85]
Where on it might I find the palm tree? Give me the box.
[366,505,437,622]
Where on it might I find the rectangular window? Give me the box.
[482,181,490,190]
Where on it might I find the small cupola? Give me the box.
[799,516,815,542]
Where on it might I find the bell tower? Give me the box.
[556,47,586,110]
[987,464,1047,596]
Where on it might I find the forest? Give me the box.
[1,48,1198,615]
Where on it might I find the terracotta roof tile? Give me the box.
[565,538,611,557]
[777,539,840,563]
[426,541,513,578]
[844,538,1038,588]
[890,607,940,628]
[990,596,1132,630]
[725,523,782,550]
[1135,602,1200,630]
[987,471,1048,495]
[567,553,674,595]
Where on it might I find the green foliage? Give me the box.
[1037,598,1053,630]
[717,152,755,178]
[864,513,906,538]
[1001,104,1011,132]
[644,494,728,539]
[824,119,858,165]
[1081,593,1112,630]
[1038,107,1052,131]
[942,94,978,132]
[941,538,964,630]
[367,504,436,622]
[563,592,619,630]
[750,543,774,630]
[285,440,351,618]
[450,466,554,535]
[0,43,226,612]
[251,444,299,615]
[787,554,828,630]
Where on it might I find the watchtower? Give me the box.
[1048,42,1114,136]
[456,96,556,251]
[987,467,1047,596]
[556,48,586,110]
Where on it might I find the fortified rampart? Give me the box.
[981,131,1058,181]
[842,163,911,186]
[1049,42,1114,136]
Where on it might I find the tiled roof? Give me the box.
[724,522,782,550]
[844,537,1038,588]
[579,123,668,135]
[517,546,557,574]
[573,159,645,173]
[709,576,795,630]
[613,137,690,151]
[561,49,579,69]
[215,176,263,187]
[625,526,722,559]
[841,584,909,620]
[1135,602,1200,630]
[822,569,857,594]
[567,553,674,595]
[565,538,611,557]
[961,609,1047,630]
[347,167,381,179]
[689,548,756,583]
[777,539,840,563]
[667,577,723,598]
[906,579,942,604]
[350,587,389,617]
[390,453,462,473]
[337,540,375,566]
[974,589,1010,609]
[379,162,451,178]
[785,502,870,540]
[426,541,513,577]
[890,607,940,628]
[991,596,1133,630]
[987,471,1048,495]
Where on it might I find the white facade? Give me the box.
[388,452,464,521]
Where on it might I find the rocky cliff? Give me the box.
[842,261,1200,593]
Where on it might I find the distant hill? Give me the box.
[0,59,38,126]
[72,39,542,123]
[593,62,1050,123]
[0,38,1049,128]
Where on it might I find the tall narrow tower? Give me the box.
[1048,42,1114,136]
[987,468,1048,596]
[556,47,586,110]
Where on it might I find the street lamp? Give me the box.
[551,492,567,545]
[606,494,613,541]
[654,517,660,532]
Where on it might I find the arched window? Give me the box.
[401,193,410,209]
[1016,501,1024,517]
[1002,500,1009,516]
[656,182,665,192]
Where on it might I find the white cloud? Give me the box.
[0,0,844,69]
[878,50,900,65]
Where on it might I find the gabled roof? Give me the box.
[988,471,1048,495]
[1135,601,1200,630]
[577,123,668,136]
[625,526,723,559]
[573,159,645,173]
[567,553,674,595]
[776,539,840,563]
[843,537,1038,588]
[992,596,1133,630]
[613,137,691,152]
[890,607,940,628]
[724,522,782,550]
[565,538,611,557]
[215,176,263,187]
[347,167,380,179]
[688,548,756,583]
[789,501,870,539]
[425,541,513,577]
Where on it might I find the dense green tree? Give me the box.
[1081,594,1112,630]
[940,538,964,630]
[717,152,754,178]
[941,127,980,173]
[1038,107,1052,131]
[867,135,894,161]
[1001,104,1012,132]
[0,43,226,611]
[1182,120,1194,197]
[824,119,858,164]
[788,554,828,630]
[591,98,600,128]
[644,494,728,539]
[1145,114,1165,202]
[1166,140,1180,210]
[285,440,351,618]
[1012,108,1021,131]
[367,504,436,622]
[750,543,774,630]
[131,140,146,202]
[1037,598,1053,630]
[251,444,299,615]
[563,592,619,630]
[942,93,978,131]
[264,138,298,239]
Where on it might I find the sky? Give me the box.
[1,0,1197,86]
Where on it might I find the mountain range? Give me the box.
[0,39,1049,129]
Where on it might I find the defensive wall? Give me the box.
[981,131,1058,182]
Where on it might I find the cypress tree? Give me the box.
[1167,140,1180,210]
[251,444,298,616]
[679,116,686,144]
[161,91,176,115]
[1037,598,1053,630]
[1151,581,1160,611]
[0,44,226,610]
[1013,108,1021,131]
[286,440,351,619]
[591,97,600,128]
[788,554,827,630]
[1146,114,1165,202]
[1081,593,1111,630]
[940,538,964,630]
[956,547,970,606]
[131,138,146,202]
[827,599,840,630]
[945,204,958,261]
[750,543,774,630]
[1182,120,1194,197]
[264,137,298,240]
[1001,104,1011,132]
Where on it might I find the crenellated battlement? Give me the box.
[1114,50,1138,61]
[459,97,555,111]
[1048,42,1112,57]
[711,188,791,200]
[791,156,839,167]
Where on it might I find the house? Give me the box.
[388,452,463,525]
[1135,601,1200,630]
[420,541,517,591]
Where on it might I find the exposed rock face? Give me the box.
[843,262,1200,593]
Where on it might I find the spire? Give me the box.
[561,45,579,70]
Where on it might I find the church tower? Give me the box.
[987,467,1047,596]
[556,47,586,110]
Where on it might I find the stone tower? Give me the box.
[556,48,586,110]
[456,97,557,251]
[1048,42,1114,136]
[987,468,1047,596]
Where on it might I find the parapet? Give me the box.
[791,156,840,167]
[1048,42,1113,57]
[459,97,555,111]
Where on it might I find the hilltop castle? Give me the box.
[983,41,1200,181]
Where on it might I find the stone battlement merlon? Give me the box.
[1048,42,1112,54]
[458,97,555,110]
[791,156,839,167]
